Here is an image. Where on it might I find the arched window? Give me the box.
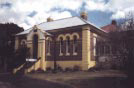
[59,37,63,56]
[33,35,38,59]
[66,36,70,55]
[21,39,27,47]
[73,35,78,55]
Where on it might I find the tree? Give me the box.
[108,11,134,87]
[0,23,24,72]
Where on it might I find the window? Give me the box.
[100,44,105,55]
[66,36,70,55]
[73,35,78,55]
[105,45,110,55]
[21,39,27,47]
[34,29,37,32]
[47,39,51,56]
[93,37,97,56]
[59,37,63,56]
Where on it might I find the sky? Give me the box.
[0,0,134,30]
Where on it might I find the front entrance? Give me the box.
[33,35,38,59]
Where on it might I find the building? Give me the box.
[14,12,107,73]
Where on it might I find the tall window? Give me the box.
[93,37,97,56]
[59,37,64,56]
[73,35,78,55]
[66,36,70,55]
[105,45,110,55]
[100,45,105,55]
[47,39,51,56]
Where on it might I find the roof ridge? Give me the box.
[77,16,88,23]
[38,16,77,26]
[17,16,85,35]
[23,16,77,31]
[79,17,106,33]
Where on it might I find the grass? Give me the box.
[26,70,127,88]
[65,77,127,88]
[0,70,128,88]
[0,74,74,88]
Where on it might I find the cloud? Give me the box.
[0,0,83,29]
[0,0,134,29]
[111,11,125,19]
[85,0,107,11]
[85,0,134,19]
[51,11,72,20]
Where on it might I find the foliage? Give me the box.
[36,68,45,73]
[0,23,24,72]
[57,65,63,72]
[65,67,73,72]
[73,65,81,71]
[108,11,134,85]
[88,66,101,72]
[46,67,52,72]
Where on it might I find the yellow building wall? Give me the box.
[82,26,96,70]
[14,25,98,73]
[25,39,46,73]
[14,27,46,74]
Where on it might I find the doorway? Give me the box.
[33,35,38,59]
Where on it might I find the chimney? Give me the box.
[47,17,53,22]
[111,20,117,25]
[80,11,88,20]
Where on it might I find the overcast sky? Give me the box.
[0,0,134,30]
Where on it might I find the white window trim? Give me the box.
[93,37,96,57]
[73,52,77,55]
[73,44,78,56]
[59,52,63,56]
[46,53,51,56]
[46,39,51,56]
[66,52,70,56]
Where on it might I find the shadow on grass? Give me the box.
[65,77,128,88]
[0,74,132,88]
[0,74,74,88]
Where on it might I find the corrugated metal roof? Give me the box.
[17,16,105,35]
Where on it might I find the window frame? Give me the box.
[73,35,78,55]
[59,37,64,56]
[66,36,70,56]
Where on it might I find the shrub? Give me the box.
[46,67,52,72]
[73,65,81,71]
[57,65,63,72]
[88,66,101,72]
[30,70,36,73]
[65,67,73,72]
[36,68,45,73]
